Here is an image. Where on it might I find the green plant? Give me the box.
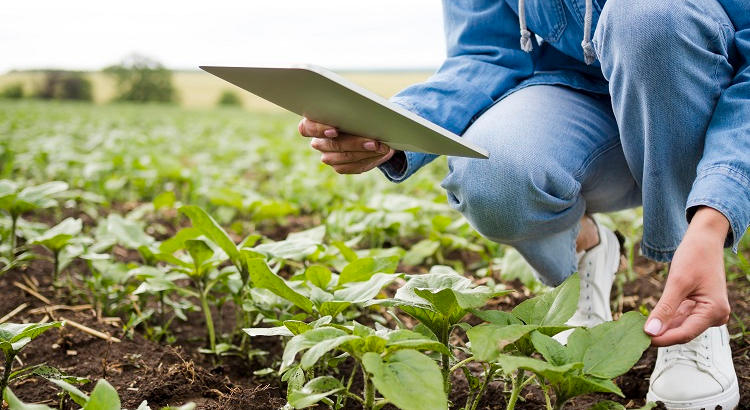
[371,266,510,393]
[4,377,197,410]
[266,319,448,410]
[30,217,82,283]
[0,180,67,265]
[0,321,63,393]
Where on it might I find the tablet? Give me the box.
[199,65,489,159]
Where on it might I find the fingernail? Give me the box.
[644,318,662,335]
[324,129,337,138]
[363,141,377,151]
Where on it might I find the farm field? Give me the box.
[0,98,748,410]
[0,70,432,110]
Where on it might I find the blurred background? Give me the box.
[1,0,444,109]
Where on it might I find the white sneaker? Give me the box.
[554,220,620,344]
[647,325,740,410]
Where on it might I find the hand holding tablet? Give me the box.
[200,65,489,163]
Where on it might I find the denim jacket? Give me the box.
[380,0,750,250]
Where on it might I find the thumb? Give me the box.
[645,278,689,337]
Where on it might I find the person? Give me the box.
[298,0,748,408]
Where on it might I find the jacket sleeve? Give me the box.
[379,0,534,183]
[686,5,750,251]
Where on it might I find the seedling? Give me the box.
[30,217,82,283]
[0,321,63,393]
[0,180,67,262]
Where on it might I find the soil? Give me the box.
[1,235,748,409]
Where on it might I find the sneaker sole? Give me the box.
[646,376,740,410]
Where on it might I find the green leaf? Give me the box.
[333,273,400,304]
[561,375,623,398]
[402,239,440,266]
[0,322,63,355]
[384,330,449,355]
[253,238,322,260]
[362,350,448,410]
[179,206,239,263]
[338,256,399,284]
[3,387,55,410]
[246,258,313,313]
[299,334,358,369]
[30,218,82,252]
[288,376,344,409]
[281,327,350,371]
[184,239,214,270]
[304,265,332,289]
[159,227,201,254]
[318,301,351,317]
[512,273,579,326]
[83,379,121,410]
[530,331,568,366]
[493,355,582,385]
[589,400,626,410]
[470,309,522,326]
[582,311,650,379]
[105,214,154,249]
[467,324,538,362]
[243,326,294,337]
[153,191,176,210]
[332,240,357,262]
[48,379,89,406]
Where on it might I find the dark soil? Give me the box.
[1,235,748,409]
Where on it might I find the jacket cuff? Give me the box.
[686,166,750,252]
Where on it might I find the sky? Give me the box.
[1,0,446,73]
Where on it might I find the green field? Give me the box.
[0,70,432,110]
[0,94,747,409]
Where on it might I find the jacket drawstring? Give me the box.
[518,0,534,52]
[518,0,597,65]
[581,0,596,64]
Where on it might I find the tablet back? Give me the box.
[200,65,488,159]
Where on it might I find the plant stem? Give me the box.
[362,366,374,409]
[469,365,495,410]
[449,356,475,374]
[1,352,14,393]
[340,361,360,409]
[505,369,525,410]
[9,214,17,261]
[200,290,216,351]
[440,320,451,394]
[53,250,60,284]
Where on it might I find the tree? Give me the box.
[105,54,176,103]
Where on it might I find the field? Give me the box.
[0,70,431,110]
[0,96,748,410]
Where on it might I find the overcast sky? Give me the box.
[1,0,446,73]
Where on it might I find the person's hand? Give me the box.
[644,206,731,346]
[298,118,395,174]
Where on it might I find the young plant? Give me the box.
[252,319,448,410]
[466,272,580,408]
[30,217,82,283]
[371,266,511,393]
[0,180,68,262]
[4,377,197,410]
[492,311,650,409]
[0,321,63,393]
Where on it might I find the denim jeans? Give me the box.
[440,0,736,286]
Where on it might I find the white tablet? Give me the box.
[199,65,489,159]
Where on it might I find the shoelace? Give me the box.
[662,332,712,369]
